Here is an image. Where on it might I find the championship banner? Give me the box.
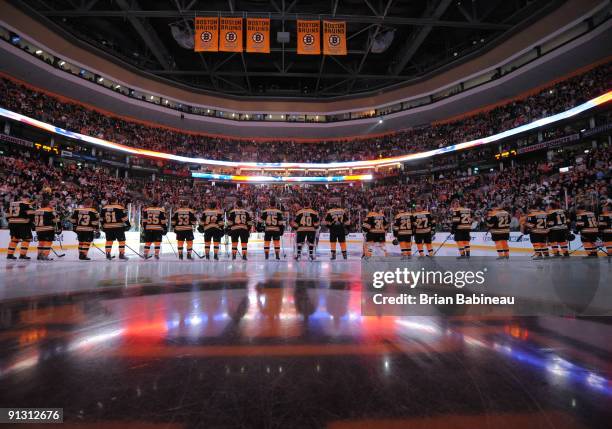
[323,21,347,55]
[219,17,243,52]
[194,17,219,52]
[246,18,270,53]
[297,20,320,55]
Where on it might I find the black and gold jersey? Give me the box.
[228,208,253,231]
[8,200,35,225]
[599,211,612,234]
[393,212,413,236]
[261,208,284,232]
[547,209,569,231]
[451,207,472,231]
[70,207,100,232]
[524,211,549,234]
[142,207,167,231]
[486,209,510,234]
[294,208,320,232]
[200,209,224,231]
[171,207,197,232]
[34,207,59,233]
[411,211,434,234]
[575,211,598,234]
[362,211,388,234]
[100,205,129,230]
[324,208,349,230]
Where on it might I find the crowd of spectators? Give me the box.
[0,62,609,163]
[1,143,609,232]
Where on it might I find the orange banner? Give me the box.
[194,17,219,52]
[323,21,347,55]
[297,20,320,55]
[219,17,243,52]
[246,18,270,54]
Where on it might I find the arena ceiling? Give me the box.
[13,0,564,99]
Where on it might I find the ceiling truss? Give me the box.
[13,0,561,98]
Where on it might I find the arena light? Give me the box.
[0,90,610,170]
[191,172,373,183]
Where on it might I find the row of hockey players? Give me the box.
[449,200,611,259]
[5,195,612,261]
[349,200,610,260]
[6,196,348,261]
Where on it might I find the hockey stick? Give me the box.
[223,212,231,258]
[361,232,370,259]
[596,243,610,256]
[164,234,178,258]
[91,243,115,259]
[49,233,66,257]
[125,243,149,259]
[433,233,453,256]
[192,248,205,259]
[51,248,65,258]
[566,243,609,257]
[197,229,209,259]
[293,231,305,260]
[222,234,230,258]
[93,231,115,259]
[281,233,287,259]
[312,229,321,260]
[568,244,584,255]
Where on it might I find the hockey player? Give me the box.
[362,205,388,258]
[451,201,473,259]
[292,203,320,261]
[393,208,413,259]
[547,202,570,258]
[198,201,225,260]
[142,203,167,260]
[522,206,549,259]
[260,198,285,260]
[6,193,35,260]
[323,203,350,260]
[574,205,599,258]
[34,199,60,261]
[171,202,197,260]
[486,206,511,259]
[69,198,99,260]
[599,200,611,258]
[227,200,253,260]
[411,204,435,257]
[100,197,130,260]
